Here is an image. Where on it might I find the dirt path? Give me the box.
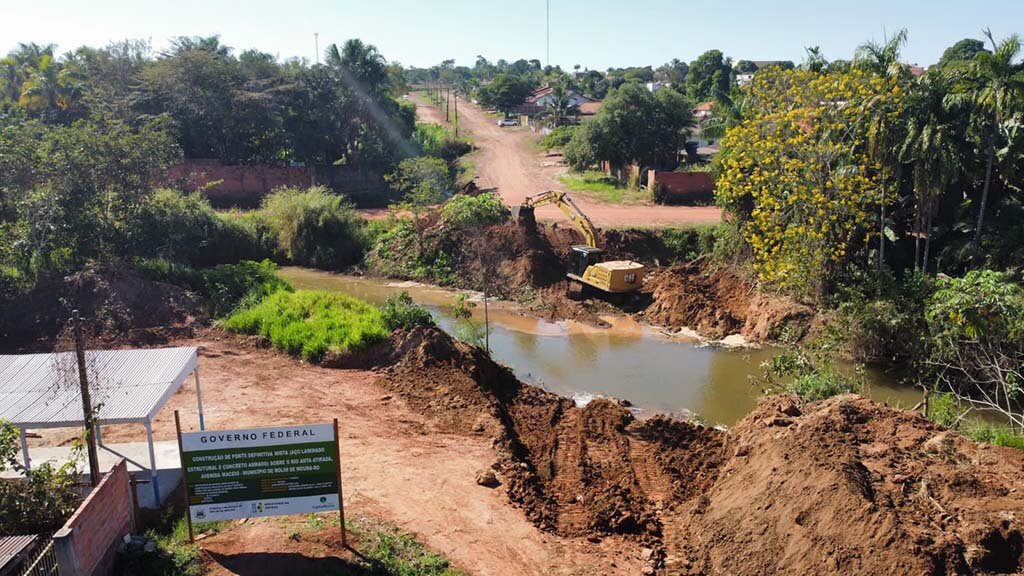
[35,332,639,576]
[412,94,722,228]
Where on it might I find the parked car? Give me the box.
[497,117,520,127]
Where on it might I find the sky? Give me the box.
[1,0,1021,70]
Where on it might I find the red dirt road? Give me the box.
[414,94,722,228]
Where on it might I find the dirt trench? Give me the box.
[382,326,1024,575]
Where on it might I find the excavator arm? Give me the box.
[521,190,599,248]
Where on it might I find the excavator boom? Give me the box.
[521,190,599,248]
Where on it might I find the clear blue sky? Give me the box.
[1,0,1020,69]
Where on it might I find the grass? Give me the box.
[129,515,228,576]
[222,290,389,362]
[346,517,464,576]
[558,171,649,204]
[134,258,291,318]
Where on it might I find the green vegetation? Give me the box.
[563,83,694,171]
[382,292,436,331]
[0,420,80,536]
[757,347,861,403]
[223,290,389,362]
[1,38,414,170]
[557,171,648,204]
[412,123,472,161]
[655,226,721,262]
[128,515,228,576]
[538,126,576,150]
[261,186,372,270]
[440,192,510,228]
[348,517,464,576]
[925,392,1024,451]
[133,259,291,317]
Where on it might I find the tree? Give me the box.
[715,67,904,299]
[388,157,453,251]
[944,30,1024,247]
[476,73,533,114]
[545,80,579,126]
[801,46,828,73]
[571,82,693,169]
[855,28,910,79]
[899,72,964,272]
[687,50,732,101]
[734,60,758,74]
[18,54,84,113]
[325,38,389,99]
[938,38,989,67]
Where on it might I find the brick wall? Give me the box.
[649,170,715,205]
[53,459,133,576]
[165,159,391,208]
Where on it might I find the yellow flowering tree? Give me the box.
[716,67,904,300]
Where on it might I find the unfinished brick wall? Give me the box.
[165,159,391,208]
[650,170,715,205]
[53,459,133,576]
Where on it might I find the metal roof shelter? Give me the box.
[0,346,205,502]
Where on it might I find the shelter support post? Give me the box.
[194,368,205,431]
[19,427,30,471]
[95,424,103,446]
[144,419,160,504]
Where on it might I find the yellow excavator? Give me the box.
[513,190,645,295]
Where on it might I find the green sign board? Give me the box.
[179,423,340,523]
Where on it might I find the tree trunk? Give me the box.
[914,189,921,271]
[879,178,886,272]
[973,133,996,248]
[923,201,934,274]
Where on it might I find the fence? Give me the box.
[51,460,133,576]
[17,540,57,576]
[648,170,716,205]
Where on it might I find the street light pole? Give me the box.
[314,33,319,65]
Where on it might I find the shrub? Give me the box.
[381,292,435,331]
[923,270,1024,430]
[223,290,389,362]
[757,346,861,402]
[260,186,370,270]
[440,192,510,229]
[657,226,720,262]
[127,189,271,267]
[412,123,472,161]
[538,126,576,150]
[1,420,80,536]
[134,259,291,317]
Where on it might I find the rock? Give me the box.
[476,469,500,488]
[641,566,656,575]
[617,398,633,408]
[143,540,156,552]
[641,547,654,561]
[378,394,392,402]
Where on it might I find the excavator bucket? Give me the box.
[512,205,535,227]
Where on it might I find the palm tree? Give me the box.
[546,80,578,126]
[857,29,910,268]
[701,89,747,140]
[325,39,388,98]
[899,73,963,272]
[855,29,910,79]
[801,46,828,73]
[944,30,1024,247]
[18,54,83,112]
[0,56,24,103]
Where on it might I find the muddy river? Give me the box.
[280,267,920,425]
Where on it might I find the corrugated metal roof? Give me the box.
[0,347,197,428]
[0,534,37,570]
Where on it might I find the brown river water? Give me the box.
[280,267,921,426]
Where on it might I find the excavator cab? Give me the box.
[568,246,604,277]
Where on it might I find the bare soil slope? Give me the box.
[384,327,1024,575]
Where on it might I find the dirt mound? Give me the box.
[383,328,1024,575]
[670,395,1024,575]
[0,262,203,344]
[640,261,814,340]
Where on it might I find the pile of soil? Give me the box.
[383,327,1024,575]
[640,261,814,341]
[0,262,203,345]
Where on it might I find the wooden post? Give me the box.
[174,410,195,543]
[73,310,101,487]
[334,418,346,547]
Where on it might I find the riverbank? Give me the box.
[28,324,1022,575]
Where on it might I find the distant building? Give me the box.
[578,101,603,116]
[736,73,755,87]
[909,64,926,77]
[645,81,669,92]
[694,101,715,120]
[513,85,594,118]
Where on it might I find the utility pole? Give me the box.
[454,90,459,137]
[546,0,550,68]
[314,33,319,65]
[446,85,451,122]
[73,310,100,487]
